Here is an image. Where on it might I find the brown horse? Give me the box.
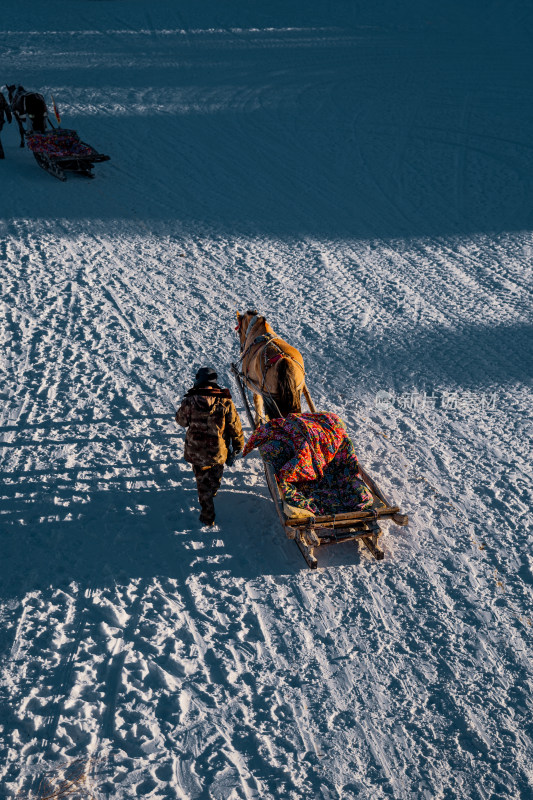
[235,310,307,422]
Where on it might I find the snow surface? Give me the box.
[1,1,532,798]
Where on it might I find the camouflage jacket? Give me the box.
[175,386,244,467]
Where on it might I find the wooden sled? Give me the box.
[25,128,110,181]
[231,363,408,569]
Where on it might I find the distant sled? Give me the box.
[5,84,110,181]
[231,364,408,569]
[26,128,110,181]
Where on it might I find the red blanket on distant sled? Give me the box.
[26,130,95,159]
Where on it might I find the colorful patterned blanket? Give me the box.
[243,413,374,515]
[26,129,96,159]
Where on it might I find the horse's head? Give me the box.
[235,309,260,348]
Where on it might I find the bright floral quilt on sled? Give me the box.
[242,412,373,515]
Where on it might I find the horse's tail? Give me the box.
[275,358,302,417]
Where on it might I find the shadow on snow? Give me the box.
[0,469,372,605]
[1,24,532,239]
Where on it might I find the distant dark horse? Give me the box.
[6,85,48,147]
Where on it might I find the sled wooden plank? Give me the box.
[359,465,409,527]
[263,460,288,529]
[303,385,316,413]
[294,528,319,569]
[285,505,400,527]
[362,535,385,560]
[315,526,377,541]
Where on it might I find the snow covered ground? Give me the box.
[0,1,532,797]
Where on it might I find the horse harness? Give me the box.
[239,320,305,393]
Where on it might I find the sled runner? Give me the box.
[231,364,408,569]
[25,128,110,181]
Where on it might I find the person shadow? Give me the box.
[0,459,377,604]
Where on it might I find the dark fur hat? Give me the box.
[194,367,218,386]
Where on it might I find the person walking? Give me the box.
[175,367,244,526]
